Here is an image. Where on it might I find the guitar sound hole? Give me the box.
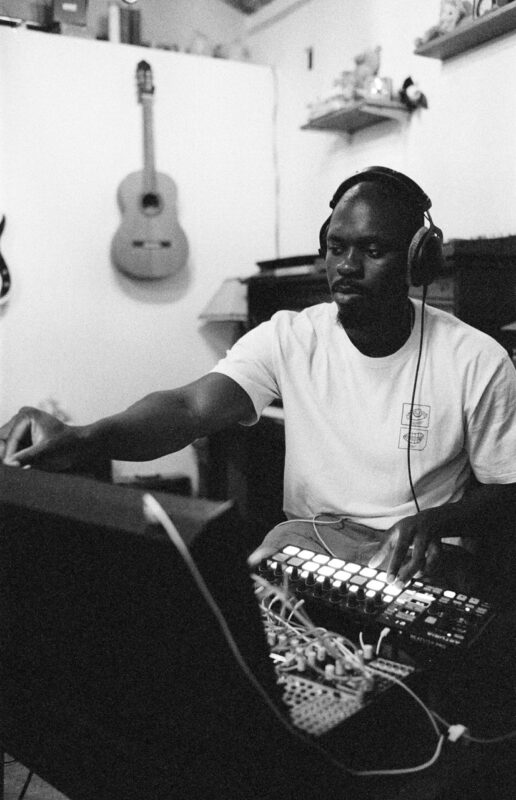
[141,193,161,211]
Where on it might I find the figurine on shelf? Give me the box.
[306,45,394,121]
[333,70,357,104]
[415,0,473,48]
[213,39,251,61]
[474,0,512,18]
[352,45,382,97]
[333,45,390,101]
[399,76,428,111]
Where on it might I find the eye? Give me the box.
[327,243,345,256]
[365,245,382,259]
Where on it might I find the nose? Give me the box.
[334,247,362,276]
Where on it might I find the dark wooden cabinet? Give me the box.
[247,270,330,327]
[410,237,516,356]
[197,415,286,549]
[446,237,516,351]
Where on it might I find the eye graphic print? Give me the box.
[405,407,428,422]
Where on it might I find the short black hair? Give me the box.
[319,178,424,258]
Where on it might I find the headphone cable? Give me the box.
[407,289,427,513]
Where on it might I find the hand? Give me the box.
[247,544,276,569]
[0,406,80,470]
[368,510,443,584]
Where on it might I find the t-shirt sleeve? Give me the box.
[466,354,516,483]
[210,319,281,425]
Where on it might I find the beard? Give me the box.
[334,286,409,332]
[335,298,375,330]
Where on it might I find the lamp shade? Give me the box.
[199,278,248,322]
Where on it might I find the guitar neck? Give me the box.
[141,97,157,192]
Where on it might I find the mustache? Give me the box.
[331,280,367,295]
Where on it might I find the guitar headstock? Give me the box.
[136,60,154,103]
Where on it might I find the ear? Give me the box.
[318,216,331,259]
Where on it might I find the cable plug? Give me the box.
[362,643,374,661]
[447,724,469,744]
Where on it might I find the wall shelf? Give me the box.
[415,2,516,60]
[301,99,409,135]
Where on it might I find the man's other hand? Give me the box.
[368,510,442,584]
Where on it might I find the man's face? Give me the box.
[325,183,412,330]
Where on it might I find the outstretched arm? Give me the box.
[369,481,516,583]
[0,373,255,471]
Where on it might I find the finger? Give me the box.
[423,539,442,576]
[248,545,276,568]
[3,436,61,468]
[3,417,32,462]
[0,417,19,457]
[368,538,394,570]
[3,445,36,467]
[397,534,427,583]
[386,526,414,583]
[0,417,17,440]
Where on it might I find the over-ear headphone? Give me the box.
[318,166,444,288]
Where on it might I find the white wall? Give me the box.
[4,1,516,486]
[245,0,516,253]
[0,27,276,486]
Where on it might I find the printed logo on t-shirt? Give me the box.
[398,403,430,450]
[398,428,428,450]
[400,403,430,428]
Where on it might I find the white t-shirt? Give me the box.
[211,300,516,529]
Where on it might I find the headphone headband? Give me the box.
[329,166,432,213]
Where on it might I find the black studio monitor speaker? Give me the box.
[0,465,352,800]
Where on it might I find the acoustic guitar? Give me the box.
[111,60,188,280]
[0,216,12,305]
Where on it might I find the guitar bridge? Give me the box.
[132,240,172,249]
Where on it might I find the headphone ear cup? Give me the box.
[318,216,331,258]
[407,226,444,287]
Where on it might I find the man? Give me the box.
[1,167,515,589]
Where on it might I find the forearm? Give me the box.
[82,389,201,462]
[1,374,253,471]
[373,481,516,582]
[423,481,516,540]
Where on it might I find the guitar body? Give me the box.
[0,216,12,305]
[111,61,188,281]
[111,170,188,280]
